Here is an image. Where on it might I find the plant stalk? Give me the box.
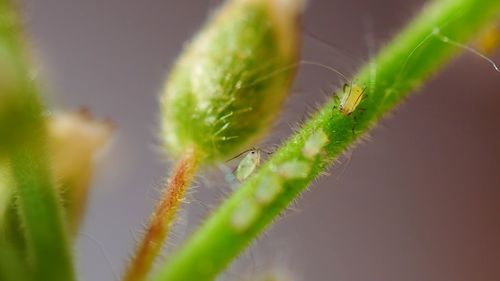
[123,149,199,281]
[0,238,30,281]
[9,140,75,281]
[152,0,500,280]
[0,1,75,280]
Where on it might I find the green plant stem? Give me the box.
[0,1,75,280]
[153,0,500,280]
[0,238,30,281]
[9,140,75,281]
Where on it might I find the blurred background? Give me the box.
[23,0,500,280]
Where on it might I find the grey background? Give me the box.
[23,0,500,280]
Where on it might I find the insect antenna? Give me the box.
[242,59,353,92]
[257,147,274,155]
[433,27,500,73]
[300,60,353,90]
[226,148,255,162]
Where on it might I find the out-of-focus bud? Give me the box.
[161,0,304,163]
[47,109,113,234]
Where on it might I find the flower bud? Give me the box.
[161,0,303,163]
[48,109,113,234]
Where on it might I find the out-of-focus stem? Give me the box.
[0,1,75,280]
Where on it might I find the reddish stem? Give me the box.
[123,149,199,281]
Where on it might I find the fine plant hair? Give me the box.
[152,0,500,280]
[0,0,499,281]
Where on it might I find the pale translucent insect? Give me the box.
[302,129,329,159]
[235,149,261,182]
[227,148,272,183]
[339,83,366,116]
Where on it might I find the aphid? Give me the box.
[302,130,329,159]
[230,148,272,182]
[231,198,261,232]
[299,61,366,115]
[339,83,366,116]
[287,61,367,116]
[235,149,261,182]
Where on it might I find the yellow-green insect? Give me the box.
[299,61,366,115]
[234,149,262,182]
[339,83,366,116]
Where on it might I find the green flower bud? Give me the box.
[161,0,303,163]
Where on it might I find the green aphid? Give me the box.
[339,83,366,116]
[235,149,261,182]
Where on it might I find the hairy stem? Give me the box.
[0,1,75,280]
[9,141,75,281]
[153,0,500,280]
[123,149,199,281]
